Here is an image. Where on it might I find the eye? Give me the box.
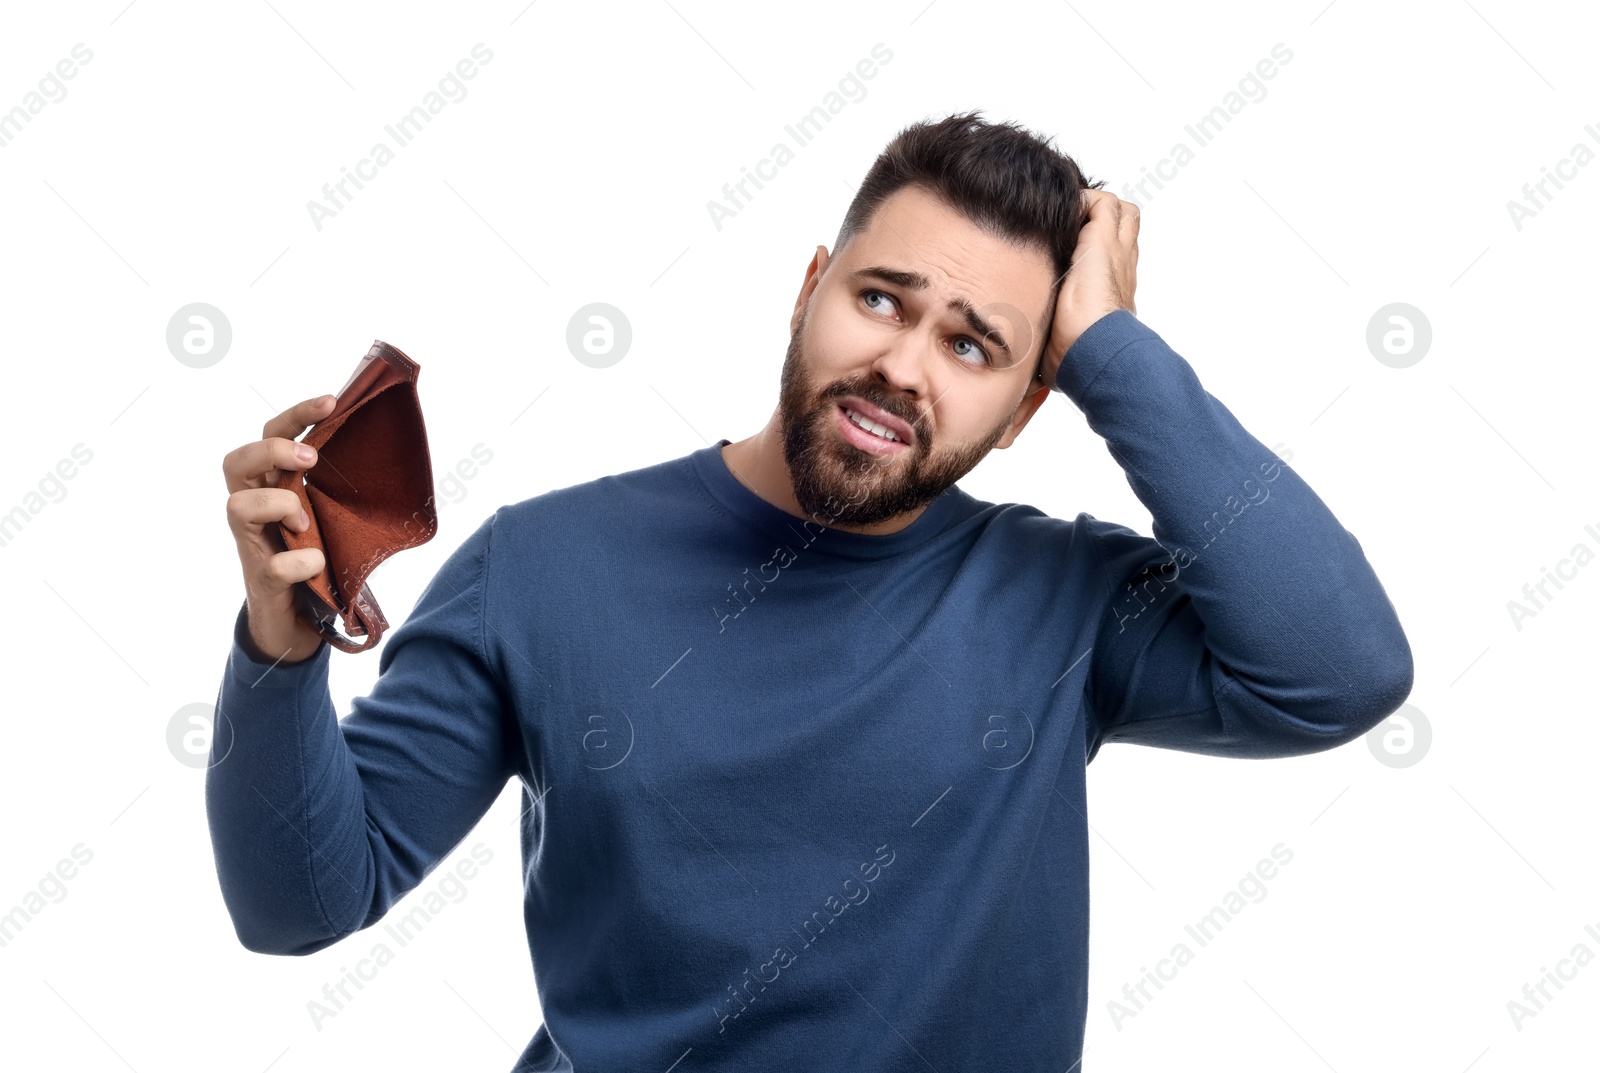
[861,288,897,318]
[951,337,990,366]
[859,288,992,367]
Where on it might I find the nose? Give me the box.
[866,325,932,406]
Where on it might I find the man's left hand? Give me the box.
[1038,189,1139,389]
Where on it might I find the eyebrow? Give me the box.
[847,265,1011,354]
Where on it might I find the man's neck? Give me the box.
[718,418,927,537]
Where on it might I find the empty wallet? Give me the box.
[275,340,438,653]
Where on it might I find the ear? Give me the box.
[790,244,831,334]
[993,380,1051,450]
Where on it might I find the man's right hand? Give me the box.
[222,394,336,665]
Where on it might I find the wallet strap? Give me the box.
[295,578,390,653]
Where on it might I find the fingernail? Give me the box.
[299,509,310,529]
[295,445,315,463]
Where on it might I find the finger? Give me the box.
[1091,192,1130,242]
[252,547,326,598]
[222,436,319,493]
[262,394,335,443]
[226,486,309,539]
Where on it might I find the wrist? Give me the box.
[242,606,325,666]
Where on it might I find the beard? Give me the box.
[776,305,1015,529]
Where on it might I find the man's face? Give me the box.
[777,184,1058,528]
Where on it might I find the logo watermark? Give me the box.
[1505,123,1600,231]
[566,303,632,368]
[1505,521,1600,632]
[1106,841,1294,1029]
[0,842,94,950]
[0,443,94,551]
[710,480,870,634]
[1119,43,1293,209]
[711,842,896,1033]
[0,43,93,151]
[1505,920,1600,1031]
[1109,445,1291,634]
[167,302,232,368]
[1365,702,1431,768]
[706,43,894,231]
[306,840,494,1030]
[437,442,494,504]
[168,702,234,769]
[306,44,494,232]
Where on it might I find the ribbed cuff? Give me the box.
[1053,309,1162,403]
[227,599,330,690]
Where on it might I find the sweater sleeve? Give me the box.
[204,511,518,955]
[1053,311,1414,763]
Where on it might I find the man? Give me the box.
[209,111,1413,1071]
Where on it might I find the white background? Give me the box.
[0,0,1595,1069]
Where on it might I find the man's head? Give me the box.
[777,111,1103,529]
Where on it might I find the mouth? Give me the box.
[834,400,912,456]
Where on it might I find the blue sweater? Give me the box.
[207,310,1413,1071]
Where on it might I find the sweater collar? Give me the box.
[690,439,970,562]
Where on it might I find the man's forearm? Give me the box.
[1058,311,1414,732]
[206,601,374,955]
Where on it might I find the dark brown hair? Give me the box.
[834,110,1105,366]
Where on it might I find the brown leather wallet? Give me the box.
[275,340,437,653]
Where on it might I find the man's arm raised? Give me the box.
[1047,191,1414,762]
